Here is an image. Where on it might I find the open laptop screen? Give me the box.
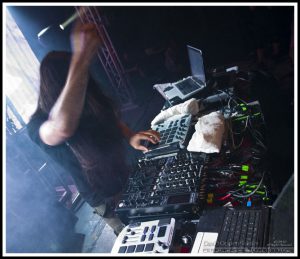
[187,45,206,84]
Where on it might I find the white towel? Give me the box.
[187,111,225,153]
[151,98,199,127]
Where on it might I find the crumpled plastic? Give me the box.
[187,111,225,153]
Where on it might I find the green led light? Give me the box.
[233,115,248,121]
[242,107,247,111]
[247,185,257,189]
[242,165,249,172]
[240,175,248,180]
[239,181,247,186]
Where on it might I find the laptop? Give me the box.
[191,174,294,253]
[154,45,207,105]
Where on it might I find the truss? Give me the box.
[75,6,136,110]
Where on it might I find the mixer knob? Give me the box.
[160,176,167,181]
[129,199,136,206]
[159,183,166,189]
[118,202,125,208]
[166,183,170,188]
[137,198,147,206]
[154,199,160,205]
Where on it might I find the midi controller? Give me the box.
[144,114,194,159]
[111,218,176,254]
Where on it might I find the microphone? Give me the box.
[59,12,80,30]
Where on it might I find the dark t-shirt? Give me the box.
[26,112,127,207]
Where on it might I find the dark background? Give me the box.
[7,6,293,91]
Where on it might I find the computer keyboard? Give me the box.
[175,78,201,95]
[215,209,263,253]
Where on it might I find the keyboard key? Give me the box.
[157,226,167,237]
[140,234,146,242]
[150,225,156,233]
[126,245,136,253]
[143,226,149,234]
[135,244,145,253]
[118,246,127,253]
[144,243,155,252]
[149,233,154,241]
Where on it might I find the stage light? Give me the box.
[59,12,79,30]
[37,25,51,39]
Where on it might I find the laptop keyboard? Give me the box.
[175,78,202,95]
[215,209,262,253]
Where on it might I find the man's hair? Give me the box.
[32,51,128,196]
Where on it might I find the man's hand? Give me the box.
[129,130,160,152]
[71,20,102,62]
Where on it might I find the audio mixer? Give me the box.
[115,151,208,224]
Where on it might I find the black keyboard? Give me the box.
[215,209,263,253]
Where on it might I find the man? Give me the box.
[27,20,160,235]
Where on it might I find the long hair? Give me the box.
[32,51,129,197]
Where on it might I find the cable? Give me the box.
[230,171,265,198]
[247,118,267,151]
[228,119,245,149]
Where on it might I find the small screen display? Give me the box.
[167,194,190,204]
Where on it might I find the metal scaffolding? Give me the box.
[75,6,136,110]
